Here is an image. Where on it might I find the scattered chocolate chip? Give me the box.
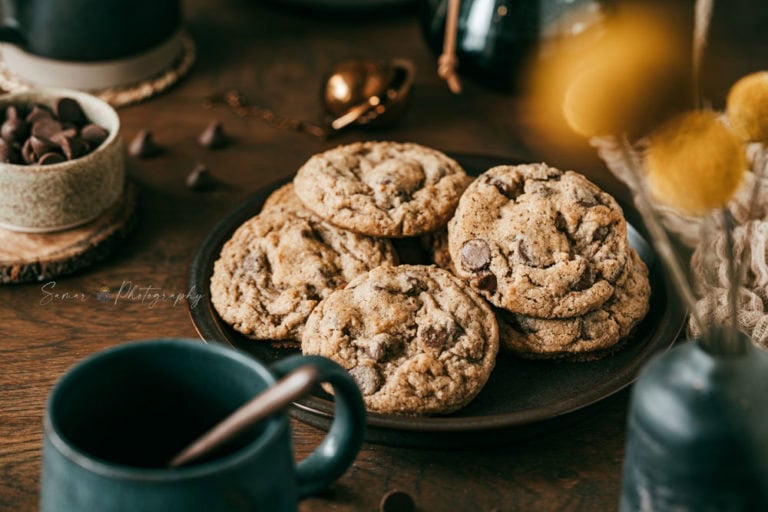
[368,333,395,361]
[1,118,29,143]
[513,238,531,264]
[198,121,229,149]
[555,212,568,232]
[53,135,89,160]
[489,176,524,199]
[349,365,382,396]
[380,490,414,512]
[420,325,448,349]
[573,266,594,291]
[31,118,63,139]
[472,272,497,292]
[592,226,610,243]
[461,239,491,271]
[129,130,162,158]
[38,152,66,165]
[29,135,58,157]
[186,163,217,191]
[81,123,109,147]
[54,97,86,126]
[26,105,53,123]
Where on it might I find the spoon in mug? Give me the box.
[203,58,415,138]
[168,365,320,468]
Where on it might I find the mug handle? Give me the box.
[270,354,366,498]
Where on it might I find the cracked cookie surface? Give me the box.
[301,264,499,415]
[497,249,650,360]
[294,141,469,237]
[210,205,397,342]
[448,164,631,318]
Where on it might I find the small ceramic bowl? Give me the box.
[0,88,125,233]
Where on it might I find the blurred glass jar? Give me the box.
[419,0,606,92]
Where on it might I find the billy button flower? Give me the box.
[558,6,687,139]
[646,111,746,215]
[726,71,768,143]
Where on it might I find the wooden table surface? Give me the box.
[0,2,636,511]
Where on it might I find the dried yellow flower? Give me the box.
[646,111,746,215]
[726,71,768,142]
[562,9,685,138]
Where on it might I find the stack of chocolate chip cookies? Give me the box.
[446,163,650,361]
[210,142,650,416]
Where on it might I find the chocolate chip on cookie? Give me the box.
[460,239,491,271]
[301,265,499,415]
[349,364,384,396]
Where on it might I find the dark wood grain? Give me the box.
[1,1,633,510]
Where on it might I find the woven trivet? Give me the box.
[0,33,196,108]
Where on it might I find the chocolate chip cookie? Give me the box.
[498,250,650,360]
[210,205,398,342]
[448,164,631,318]
[262,182,306,212]
[301,264,499,415]
[422,227,455,272]
[293,142,469,237]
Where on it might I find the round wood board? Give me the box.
[0,182,138,284]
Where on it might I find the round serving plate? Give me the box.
[188,153,686,447]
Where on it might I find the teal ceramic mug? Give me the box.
[40,339,366,512]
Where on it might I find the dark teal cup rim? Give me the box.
[44,338,286,482]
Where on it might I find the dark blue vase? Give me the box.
[621,339,768,511]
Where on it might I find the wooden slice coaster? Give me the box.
[0,183,138,284]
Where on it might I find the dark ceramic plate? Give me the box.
[188,154,686,447]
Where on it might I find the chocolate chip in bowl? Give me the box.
[0,89,125,233]
[0,99,110,166]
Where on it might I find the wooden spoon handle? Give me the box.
[169,365,320,468]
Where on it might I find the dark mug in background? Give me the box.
[0,0,181,61]
[0,0,185,89]
[40,339,366,512]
